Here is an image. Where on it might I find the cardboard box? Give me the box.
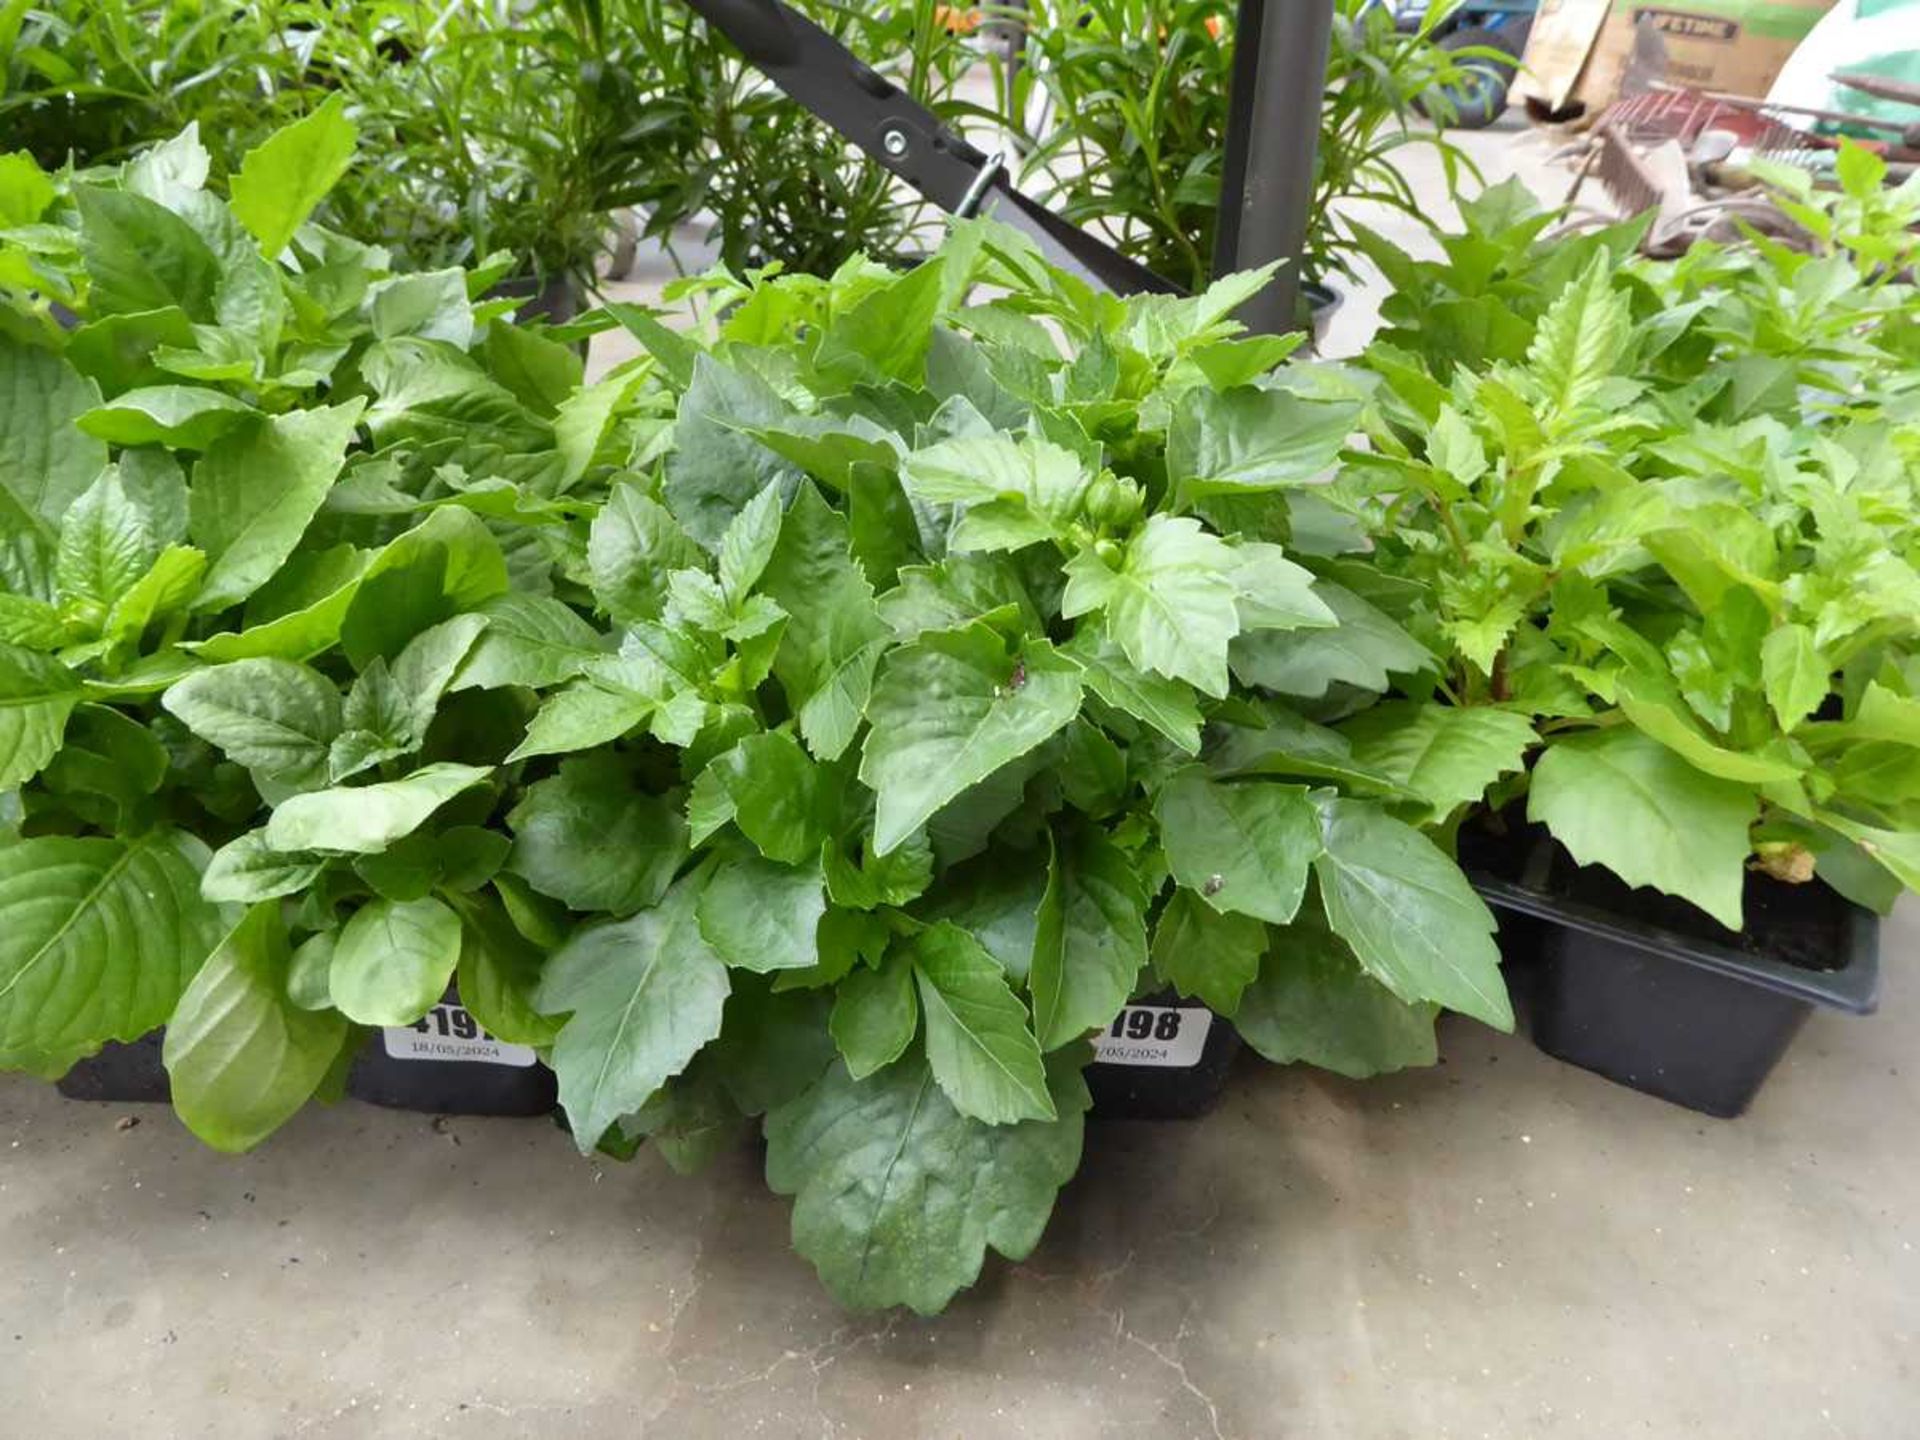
[1519,0,1838,114]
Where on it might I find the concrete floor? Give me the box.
[5,904,1914,1438]
[6,118,1918,1438]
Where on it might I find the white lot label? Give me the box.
[383,1004,536,1067]
[1091,1006,1211,1069]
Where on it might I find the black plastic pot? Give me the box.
[1085,992,1241,1120]
[1471,843,1880,1118]
[55,1032,170,1103]
[346,985,557,1118]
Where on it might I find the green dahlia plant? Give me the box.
[0,119,1516,1314]
[1337,161,1920,928]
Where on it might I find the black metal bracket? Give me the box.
[678,0,1333,332]
[1214,0,1337,332]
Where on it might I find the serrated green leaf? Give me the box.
[822,824,934,910]
[189,400,366,612]
[0,150,55,228]
[758,482,890,761]
[1168,386,1357,495]
[163,902,349,1151]
[507,681,652,762]
[718,480,784,607]
[1054,715,1127,815]
[817,259,946,382]
[860,625,1081,856]
[1062,515,1240,697]
[664,354,799,549]
[1313,798,1511,1029]
[1761,624,1829,733]
[744,416,902,496]
[536,876,732,1152]
[1230,582,1430,698]
[184,546,371,664]
[109,444,190,538]
[351,826,504,903]
[1842,683,1920,746]
[710,976,835,1116]
[588,481,702,623]
[483,318,584,416]
[697,854,826,972]
[1815,810,1920,895]
[1529,727,1756,928]
[555,369,644,489]
[0,593,68,649]
[357,337,540,450]
[1029,829,1148,1050]
[1207,702,1411,792]
[64,308,199,396]
[369,269,473,347]
[56,468,157,617]
[453,893,563,1047]
[1236,921,1437,1078]
[161,657,342,793]
[338,506,507,667]
[228,96,358,258]
[35,702,166,829]
[912,921,1053,1124]
[492,871,573,951]
[330,613,487,781]
[450,593,603,691]
[506,753,688,915]
[0,832,224,1074]
[830,949,918,1080]
[1229,541,1338,632]
[1155,768,1320,925]
[102,544,205,649]
[879,553,1044,643]
[1337,702,1535,820]
[1829,742,1920,808]
[351,834,440,902]
[328,896,461,1026]
[1062,628,1202,754]
[1644,504,1779,617]
[924,847,1050,983]
[323,728,404,792]
[0,337,108,540]
[765,1050,1089,1314]
[665,567,731,632]
[74,185,220,320]
[901,432,1090,551]
[1424,404,1487,490]
[1149,888,1267,1015]
[0,642,81,789]
[707,729,836,864]
[1527,252,1630,417]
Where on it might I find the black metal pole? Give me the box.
[1212,0,1337,334]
